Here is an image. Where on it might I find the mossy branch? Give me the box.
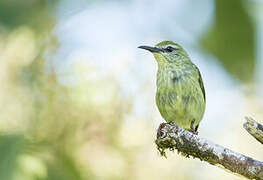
[155,122,263,180]
[243,117,263,145]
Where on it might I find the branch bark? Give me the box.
[243,117,263,145]
[155,123,263,180]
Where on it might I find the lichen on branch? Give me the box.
[155,123,263,180]
[243,117,263,145]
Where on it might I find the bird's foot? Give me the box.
[157,123,166,137]
[190,120,198,135]
[189,129,198,135]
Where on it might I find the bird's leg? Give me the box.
[190,120,198,135]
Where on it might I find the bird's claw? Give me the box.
[157,123,166,138]
[189,129,198,135]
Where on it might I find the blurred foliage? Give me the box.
[201,0,255,83]
[0,0,261,180]
[0,1,132,180]
[0,25,131,179]
[0,0,56,30]
[0,135,25,180]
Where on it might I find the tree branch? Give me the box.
[155,123,263,180]
[243,117,263,145]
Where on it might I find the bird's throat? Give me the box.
[153,53,167,67]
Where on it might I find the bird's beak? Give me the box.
[138,45,161,53]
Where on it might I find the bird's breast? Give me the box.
[156,67,187,90]
[156,68,185,111]
[155,67,205,126]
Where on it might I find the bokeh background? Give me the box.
[0,0,263,179]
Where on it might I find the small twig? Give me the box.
[155,123,263,180]
[243,117,263,145]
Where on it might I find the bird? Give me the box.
[138,41,206,134]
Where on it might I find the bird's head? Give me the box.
[138,41,189,65]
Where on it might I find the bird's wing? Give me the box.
[194,64,206,103]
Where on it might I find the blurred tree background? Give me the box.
[201,0,255,83]
[0,0,262,180]
[0,1,131,179]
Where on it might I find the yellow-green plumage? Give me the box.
[139,41,205,132]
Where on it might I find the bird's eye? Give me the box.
[166,46,174,52]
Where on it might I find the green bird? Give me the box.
[138,41,206,134]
